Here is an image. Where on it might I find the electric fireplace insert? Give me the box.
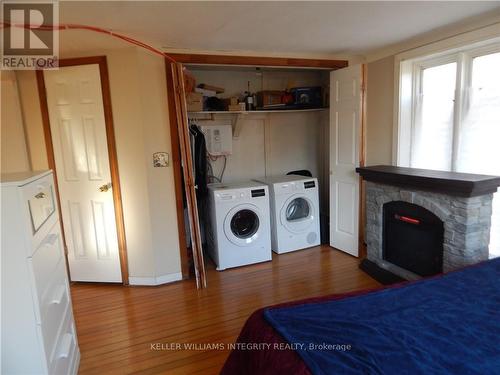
[383,201,444,277]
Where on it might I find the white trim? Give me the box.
[366,15,500,63]
[392,56,400,166]
[390,22,500,63]
[129,272,183,286]
[70,347,81,375]
[393,33,500,166]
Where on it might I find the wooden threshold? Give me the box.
[70,246,380,374]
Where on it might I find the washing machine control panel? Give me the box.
[214,187,267,202]
[216,192,238,201]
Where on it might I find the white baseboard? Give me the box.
[129,272,183,286]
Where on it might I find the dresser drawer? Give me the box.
[21,173,58,254]
[29,222,64,313]
[49,309,78,375]
[40,292,70,368]
[39,258,70,326]
[33,259,71,365]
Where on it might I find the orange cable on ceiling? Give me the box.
[0,21,177,63]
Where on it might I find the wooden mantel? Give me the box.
[356,165,500,198]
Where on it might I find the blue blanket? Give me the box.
[264,258,500,375]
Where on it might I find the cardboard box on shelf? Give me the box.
[195,87,217,96]
[257,90,284,108]
[229,103,246,111]
[186,92,203,112]
[184,70,196,93]
[198,83,224,94]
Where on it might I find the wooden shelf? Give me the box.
[187,108,328,115]
[187,108,327,139]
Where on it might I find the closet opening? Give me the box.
[165,55,356,288]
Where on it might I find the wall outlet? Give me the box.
[153,152,169,167]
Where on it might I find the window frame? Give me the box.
[394,35,500,169]
[410,54,459,170]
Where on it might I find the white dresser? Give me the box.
[1,170,80,375]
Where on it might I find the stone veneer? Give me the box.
[365,181,493,280]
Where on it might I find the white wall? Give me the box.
[16,47,182,284]
[100,48,158,282]
[364,19,500,166]
[366,56,394,165]
[189,68,326,179]
[16,71,48,171]
[189,68,329,212]
[136,51,182,279]
[202,112,324,183]
[1,71,31,174]
[12,30,352,284]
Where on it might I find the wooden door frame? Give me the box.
[166,53,348,70]
[171,63,207,288]
[165,60,190,279]
[36,56,129,285]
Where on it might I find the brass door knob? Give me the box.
[99,183,112,192]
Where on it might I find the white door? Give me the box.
[44,64,122,282]
[329,65,363,256]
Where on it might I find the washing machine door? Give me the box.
[281,194,315,233]
[224,204,262,246]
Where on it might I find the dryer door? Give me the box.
[224,204,262,246]
[281,195,315,234]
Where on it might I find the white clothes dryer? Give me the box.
[254,175,320,254]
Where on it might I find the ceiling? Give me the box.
[59,1,500,57]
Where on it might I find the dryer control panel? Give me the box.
[277,182,296,194]
[275,179,317,195]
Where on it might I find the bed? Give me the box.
[221,258,500,375]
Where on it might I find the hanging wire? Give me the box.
[207,152,219,162]
[219,155,227,182]
[206,159,221,183]
[0,21,177,62]
[205,152,227,183]
[208,174,222,183]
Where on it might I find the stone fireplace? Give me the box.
[356,166,500,281]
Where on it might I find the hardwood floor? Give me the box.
[71,246,380,374]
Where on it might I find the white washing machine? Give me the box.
[207,181,272,271]
[254,175,320,254]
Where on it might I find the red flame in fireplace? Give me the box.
[395,214,420,225]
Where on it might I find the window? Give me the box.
[412,61,457,170]
[397,40,500,257]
